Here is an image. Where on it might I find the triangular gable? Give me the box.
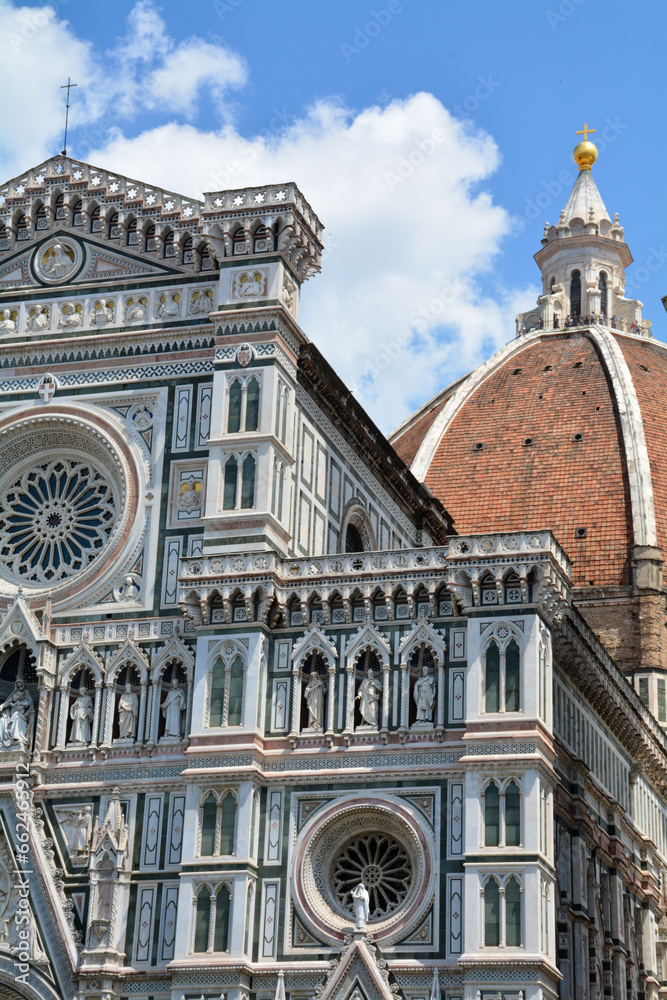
[0,594,44,659]
[398,620,447,663]
[106,639,150,680]
[291,624,338,667]
[316,935,398,1000]
[60,642,105,683]
[73,240,184,283]
[345,621,392,664]
[150,634,195,679]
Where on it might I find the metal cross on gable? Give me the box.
[60,77,78,156]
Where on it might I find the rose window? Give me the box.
[0,458,116,583]
[331,833,412,919]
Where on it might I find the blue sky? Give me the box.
[1,0,665,431]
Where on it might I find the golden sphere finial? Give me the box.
[573,122,598,171]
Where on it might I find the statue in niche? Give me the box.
[117,682,138,740]
[161,678,186,738]
[156,292,181,318]
[59,805,93,856]
[413,663,436,724]
[58,302,82,329]
[90,300,115,325]
[125,296,148,322]
[69,687,94,744]
[304,670,325,730]
[0,309,16,334]
[352,882,370,930]
[356,668,382,728]
[0,681,34,748]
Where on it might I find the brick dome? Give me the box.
[391,326,667,591]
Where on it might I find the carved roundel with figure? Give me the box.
[33,237,83,284]
[292,794,434,946]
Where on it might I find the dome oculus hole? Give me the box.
[523,437,533,446]
[573,432,584,442]
[575,527,587,538]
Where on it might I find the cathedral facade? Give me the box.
[0,139,664,1000]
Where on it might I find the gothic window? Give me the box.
[483,875,522,948]
[504,572,522,604]
[214,886,231,951]
[163,229,175,258]
[181,234,193,264]
[90,205,101,233]
[484,634,521,713]
[484,877,500,946]
[210,659,226,726]
[200,790,237,856]
[253,225,270,252]
[223,453,256,511]
[194,888,210,952]
[245,378,260,431]
[108,211,120,240]
[201,794,217,855]
[15,213,28,240]
[485,641,500,712]
[198,242,213,271]
[505,780,521,846]
[228,655,244,725]
[599,271,608,317]
[240,455,256,509]
[223,456,238,510]
[0,223,7,250]
[54,193,66,221]
[505,876,522,946]
[228,377,261,433]
[346,523,364,553]
[35,204,48,231]
[505,639,520,711]
[233,227,247,255]
[484,782,500,846]
[208,649,245,728]
[145,223,157,252]
[480,573,498,605]
[570,269,581,317]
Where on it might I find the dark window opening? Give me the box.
[570,269,581,317]
[345,523,364,554]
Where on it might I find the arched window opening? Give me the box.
[241,455,256,509]
[484,783,500,846]
[163,230,175,258]
[145,223,157,252]
[570,269,581,317]
[214,886,231,952]
[15,213,29,241]
[223,456,238,510]
[484,878,500,947]
[90,205,101,232]
[345,523,364,553]
[485,641,500,713]
[233,227,247,255]
[194,889,211,953]
[505,640,520,712]
[227,654,244,726]
[220,793,236,855]
[245,378,260,431]
[108,211,120,239]
[227,380,243,433]
[506,877,522,946]
[35,204,48,231]
[54,193,66,221]
[480,574,498,605]
[199,243,213,271]
[210,658,226,726]
[598,271,608,318]
[0,224,8,250]
[72,199,84,227]
[182,234,193,264]
[505,781,521,846]
[253,225,270,253]
[201,794,217,856]
[504,573,522,604]
[126,217,138,246]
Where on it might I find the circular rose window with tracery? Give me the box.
[332,832,412,919]
[0,458,116,583]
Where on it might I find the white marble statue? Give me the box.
[42,240,72,279]
[356,668,382,728]
[90,300,115,325]
[162,679,186,737]
[125,297,148,322]
[304,670,324,730]
[59,805,93,856]
[0,309,16,334]
[58,302,82,329]
[156,292,181,318]
[0,681,34,748]
[117,682,138,740]
[352,882,370,930]
[414,664,436,723]
[69,687,94,744]
[26,305,50,332]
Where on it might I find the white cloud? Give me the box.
[87,93,537,429]
[0,2,537,433]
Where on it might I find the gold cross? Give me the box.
[576,122,595,142]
